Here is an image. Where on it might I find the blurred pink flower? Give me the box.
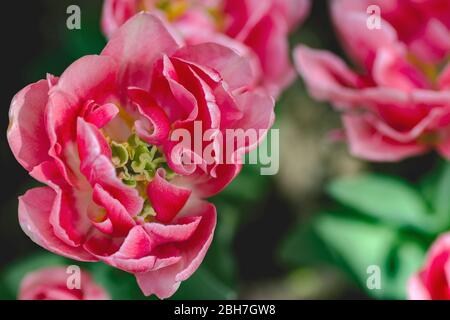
[101,0,311,97]
[408,234,450,300]
[295,0,450,162]
[8,13,274,299]
[19,267,109,300]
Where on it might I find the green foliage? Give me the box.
[327,175,432,231]
[281,162,450,299]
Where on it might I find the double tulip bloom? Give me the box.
[8,13,274,298]
[296,0,450,161]
[102,0,311,97]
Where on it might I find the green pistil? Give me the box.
[110,134,174,218]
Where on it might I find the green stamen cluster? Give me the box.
[110,134,174,221]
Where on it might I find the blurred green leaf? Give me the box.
[204,201,239,286]
[86,263,148,300]
[314,212,426,299]
[279,218,334,267]
[328,174,433,232]
[421,161,450,232]
[217,164,270,203]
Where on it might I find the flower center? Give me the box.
[110,133,174,221]
[155,0,189,21]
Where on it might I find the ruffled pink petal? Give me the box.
[242,10,295,96]
[84,102,119,129]
[136,201,216,298]
[85,223,190,274]
[88,156,144,216]
[331,1,400,69]
[127,87,171,145]
[77,117,112,175]
[230,89,275,153]
[150,56,199,125]
[46,55,118,185]
[101,13,179,89]
[173,43,255,91]
[7,79,52,172]
[30,161,93,247]
[294,45,364,109]
[92,184,136,237]
[174,163,242,198]
[101,0,137,38]
[76,118,143,216]
[147,168,192,223]
[143,215,202,244]
[343,114,428,162]
[372,47,431,90]
[18,187,96,262]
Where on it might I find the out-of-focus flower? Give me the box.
[18,267,109,300]
[8,13,274,299]
[408,234,450,300]
[101,0,311,97]
[295,0,450,162]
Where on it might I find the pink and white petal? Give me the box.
[147,169,192,223]
[92,184,136,237]
[46,55,117,183]
[101,0,137,38]
[30,161,93,247]
[294,45,363,109]
[84,103,119,129]
[88,156,144,216]
[173,43,255,91]
[127,87,171,145]
[94,226,181,274]
[149,57,199,125]
[230,89,275,153]
[143,216,202,244]
[136,263,182,299]
[75,119,143,216]
[8,79,52,171]
[77,117,112,178]
[331,2,400,69]
[343,115,428,162]
[102,13,180,89]
[372,47,431,90]
[243,11,295,97]
[18,187,97,262]
[136,202,216,298]
[173,163,242,198]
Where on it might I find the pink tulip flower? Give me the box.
[8,13,274,299]
[295,0,450,162]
